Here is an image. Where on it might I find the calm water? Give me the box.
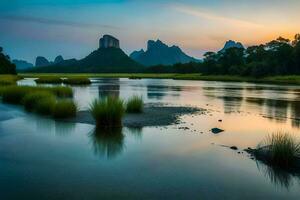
[1,78,300,199]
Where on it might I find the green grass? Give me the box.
[35,98,56,115]
[22,91,55,111]
[20,73,300,85]
[261,132,300,168]
[53,100,77,119]
[126,95,143,113]
[0,75,21,85]
[89,96,125,128]
[63,77,91,85]
[35,76,63,84]
[0,85,73,104]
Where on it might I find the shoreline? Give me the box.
[61,104,204,127]
[18,73,300,85]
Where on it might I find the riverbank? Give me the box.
[62,104,204,127]
[18,73,300,85]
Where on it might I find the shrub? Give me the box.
[22,91,55,111]
[63,77,91,85]
[35,97,56,115]
[89,96,125,128]
[0,75,19,85]
[126,95,143,113]
[35,76,63,84]
[261,132,300,168]
[53,100,77,118]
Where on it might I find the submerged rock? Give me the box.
[230,146,238,150]
[211,128,224,134]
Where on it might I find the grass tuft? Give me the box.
[63,77,91,85]
[53,100,77,119]
[89,96,125,128]
[35,98,56,115]
[22,91,55,111]
[35,77,63,84]
[126,95,143,113]
[261,132,300,168]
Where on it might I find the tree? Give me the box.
[0,47,17,74]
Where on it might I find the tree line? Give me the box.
[146,34,300,77]
[0,47,16,74]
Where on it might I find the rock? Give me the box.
[211,128,224,134]
[35,56,50,67]
[99,35,120,49]
[54,55,64,64]
[230,146,238,150]
[218,119,222,122]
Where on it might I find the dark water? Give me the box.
[1,78,300,199]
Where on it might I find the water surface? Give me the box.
[1,78,300,199]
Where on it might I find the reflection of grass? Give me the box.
[35,98,56,115]
[53,100,77,119]
[260,132,300,168]
[90,96,125,128]
[35,76,63,84]
[126,95,143,113]
[90,127,124,159]
[63,77,91,85]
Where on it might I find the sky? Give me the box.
[1,0,300,63]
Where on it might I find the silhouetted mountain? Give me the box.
[12,59,33,70]
[130,39,199,66]
[35,56,50,67]
[220,40,244,52]
[28,35,142,73]
[54,55,64,64]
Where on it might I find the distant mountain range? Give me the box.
[130,40,199,66]
[12,59,33,70]
[28,35,141,73]
[35,55,65,67]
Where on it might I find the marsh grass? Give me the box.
[0,75,20,85]
[261,132,300,168]
[35,77,63,84]
[35,98,56,115]
[22,91,55,111]
[53,100,77,118]
[0,86,73,104]
[90,96,125,128]
[126,95,143,113]
[63,77,91,85]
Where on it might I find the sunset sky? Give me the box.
[1,0,300,63]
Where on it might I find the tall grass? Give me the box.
[53,100,77,118]
[0,86,73,104]
[126,95,143,113]
[261,132,300,168]
[22,91,55,111]
[63,77,91,85]
[0,75,20,85]
[90,96,125,128]
[35,77,63,84]
[35,98,56,115]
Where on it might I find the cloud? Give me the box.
[172,4,264,29]
[1,15,119,29]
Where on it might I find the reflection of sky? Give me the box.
[1,0,300,62]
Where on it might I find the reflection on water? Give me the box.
[127,127,143,140]
[256,160,300,190]
[89,128,125,159]
[98,78,120,98]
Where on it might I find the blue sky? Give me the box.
[1,0,300,63]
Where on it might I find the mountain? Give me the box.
[54,55,64,64]
[28,35,142,73]
[35,56,50,67]
[12,59,33,70]
[220,40,244,52]
[130,40,199,66]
